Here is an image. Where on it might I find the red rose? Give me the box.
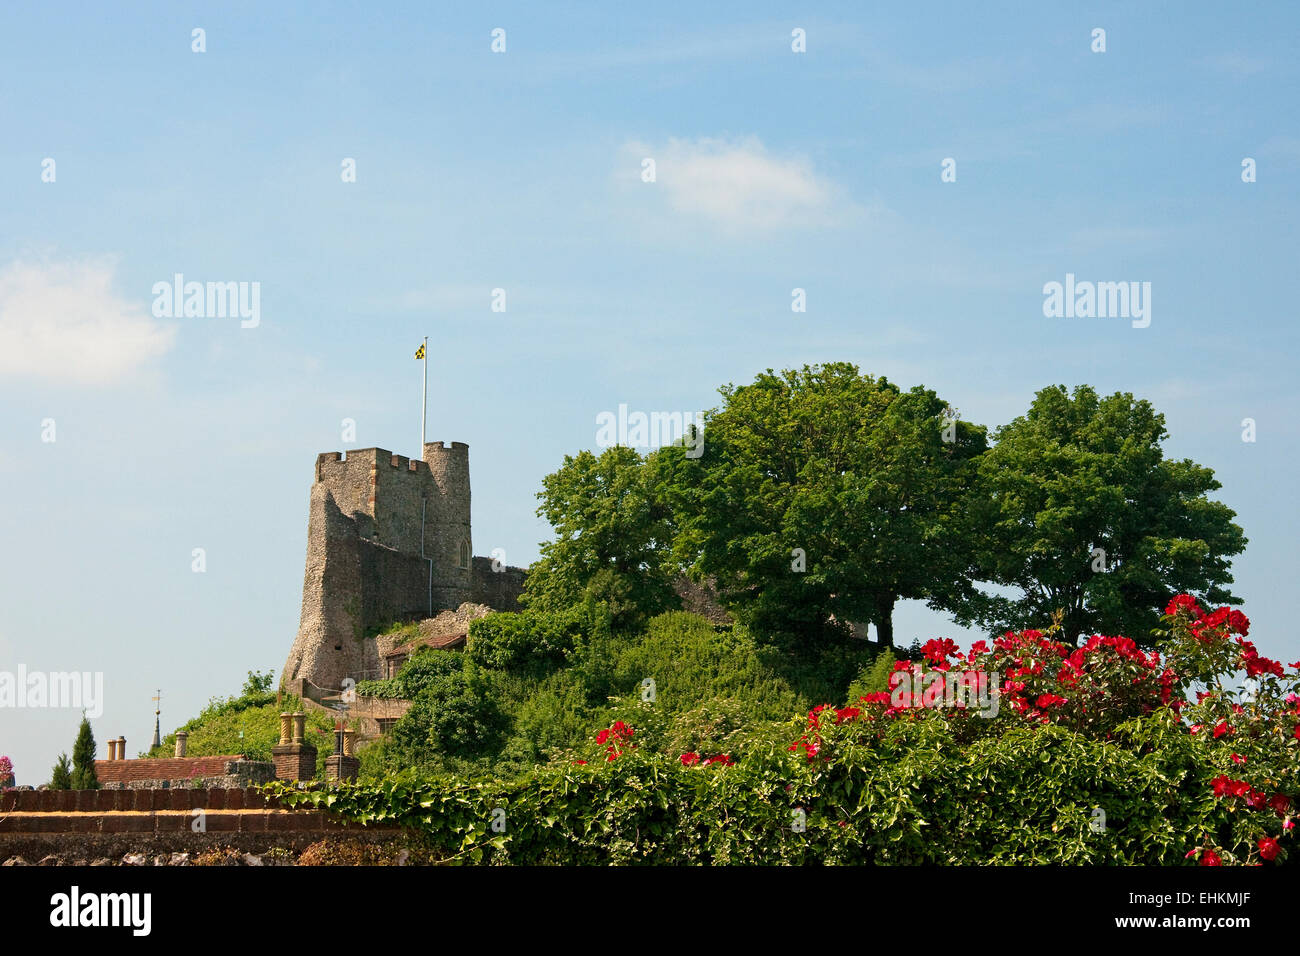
[1258,837,1280,861]
[1199,849,1223,867]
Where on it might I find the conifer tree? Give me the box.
[49,753,72,790]
[70,716,99,790]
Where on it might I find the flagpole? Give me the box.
[420,335,428,453]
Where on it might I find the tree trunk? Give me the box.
[875,594,897,647]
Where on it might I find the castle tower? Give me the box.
[423,441,473,610]
[281,441,482,693]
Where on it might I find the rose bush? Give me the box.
[270,596,1298,865]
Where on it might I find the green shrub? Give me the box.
[466,606,592,674]
[388,663,507,763]
[847,648,897,701]
[356,649,464,699]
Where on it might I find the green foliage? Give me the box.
[49,753,72,790]
[356,649,464,699]
[847,649,897,701]
[499,670,596,764]
[270,602,1299,866]
[242,669,275,696]
[655,363,986,645]
[70,717,98,790]
[955,384,1246,643]
[364,609,878,780]
[521,445,680,628]
[465,606,594,674]
[270,713,1250,865]
[388,662,507,763]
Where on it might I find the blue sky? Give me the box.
[1,2,1297,784]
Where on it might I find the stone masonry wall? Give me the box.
[469,556,527,612]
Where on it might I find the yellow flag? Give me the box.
[414,343,425,360]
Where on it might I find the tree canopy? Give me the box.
[948,384,1246,642]
[653,363,986,645]
[524,368,1246,651]
[520,445,679,628]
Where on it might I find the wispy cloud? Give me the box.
[621,136,844,233]
[0,256,175,386]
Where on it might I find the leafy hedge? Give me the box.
[271,597,1299,864]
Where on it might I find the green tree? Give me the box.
[657,363,987,645]
[49,753,72,790]
[956,384,1246,643]
[70,716,99,790]
[389,663,506,763]
[242,669,274,696]
[522,445,679,628]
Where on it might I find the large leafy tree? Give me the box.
[655,363,986,645]
[955,384,1246,643]
[521,445,679,628]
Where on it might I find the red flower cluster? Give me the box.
[789,736,821,762]
[922,638,959,665]
[596,720,635,761]
[1166,594,1251,643]
[1210,776,1292,816]
[680,751,734,767]
[1238,638,1284,679]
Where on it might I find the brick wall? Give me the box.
[93,757,274,789]
[0,787,404,861]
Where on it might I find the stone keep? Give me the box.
[282,441,474,691]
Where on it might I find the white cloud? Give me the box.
[626,137,840,232]
[0,257,175,385]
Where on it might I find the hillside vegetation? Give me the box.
[145,671,336,779]
[355,607,886,780]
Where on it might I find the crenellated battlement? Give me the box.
[315,448,432,483]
